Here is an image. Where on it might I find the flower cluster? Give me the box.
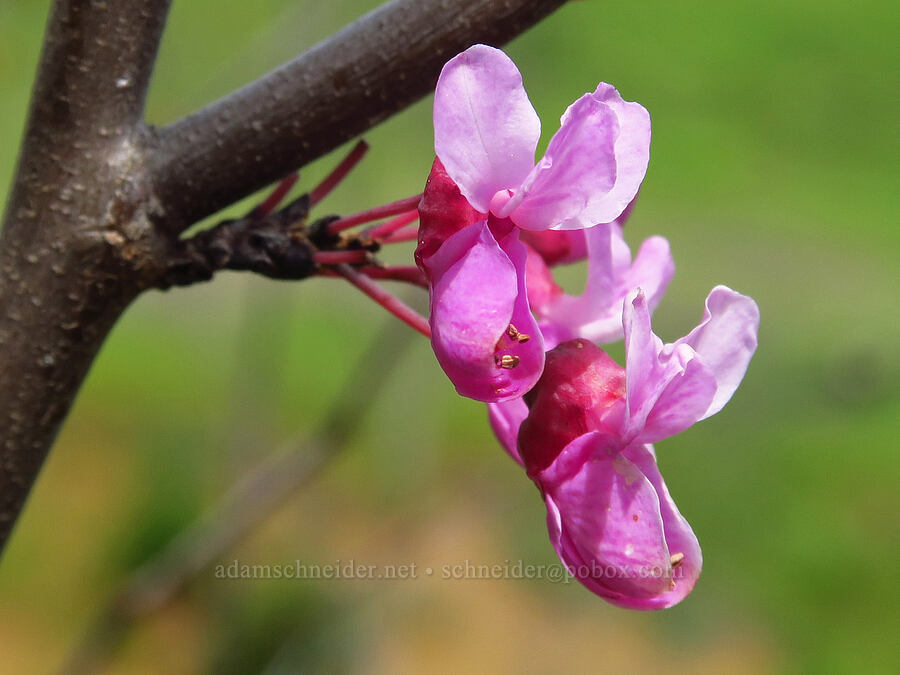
[415,45,760,609]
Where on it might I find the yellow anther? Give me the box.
[498,355,520,369]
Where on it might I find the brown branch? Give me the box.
[0,0,172,554]
[0,0,568,558]
[152,0,569,232]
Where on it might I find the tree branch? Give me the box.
[0,0,172,552]
[0,0,567,558]
[152,0,568,232]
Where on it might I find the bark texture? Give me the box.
[0,0,568,554]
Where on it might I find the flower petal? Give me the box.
[542,225,674,346]
[487,398,528,466]
[575,83,651,227]
[503,93,619,230]
[619,443,702,609]
[623,289,716,442]
[539,432,678,607]
[672,285,760,420]
[624,288,758,444]
[434,45,540,213]
[426,220,543,402]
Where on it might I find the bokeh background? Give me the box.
[1,0,897,672]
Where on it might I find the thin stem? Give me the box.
[336,264,431,337]
[308,140,369,206]
[363,210,419,240]
[313,250,371,265]
[360,266,427,288]
[381,224,420,244]
[248,172,299,219]
[152,0,569,231]
[327,194,422,234]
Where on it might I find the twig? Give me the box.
[0,0,566,558]
[61,318,414,674]
[152,0,569,232]
[0,0,173,555]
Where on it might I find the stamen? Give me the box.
[336,264,431,338]
[248,172,299,219]
[364,210,419,241]
[506,324,530,343]
[670,553,684,568]
[327,194,423,234]
[497,355,520,369]
[313,250,370,265]
[309,140,369,207]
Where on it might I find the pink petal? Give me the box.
[522,242,562,317]
[487,398,528,466]
[640,351,718,444]
[672,285,760,420]
[576,83,651,228]
[502,93,619,230]
[426,220,544,403]
[434,45,540,213]
[542,225,674,345]
[539,432,679,607]
[619,443,702,609]
[520,229,588,266]
[623,290,716,442]
[623,288,758,444]
[491,221,547,399]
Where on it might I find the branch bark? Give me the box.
[0,0,173,551]
[0,0,568,556]
[152,0,569,232]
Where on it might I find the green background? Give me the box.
[1,0,897,672]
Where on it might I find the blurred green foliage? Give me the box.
[0,0,897,672]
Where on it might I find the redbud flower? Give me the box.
[416,160,545,402]
[434,44,650,231]
[511,286,759,608]
[525,221,674,350]
[418,45,652,402]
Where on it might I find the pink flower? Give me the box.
[524,220,674,350]
[417,45,653,403]
[417,160,545,402]
[434,45,651,231]
[503,286,759,608]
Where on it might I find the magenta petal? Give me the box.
[487,398,528,466]
[492,222,546,398]
[539,432,678,607]
[639,350,718,444]
[673,285,760,420]
[623,286,759,442]
[503,93,619,231]
[623,290,715,442]
[543,225,674,346]
[428,222,515,399]
[619,443,702,609]
[577,83,652,227]
[434,45,540,213]
[623,287,759,443]
[426,221,543,402]
[627,235,675,315]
